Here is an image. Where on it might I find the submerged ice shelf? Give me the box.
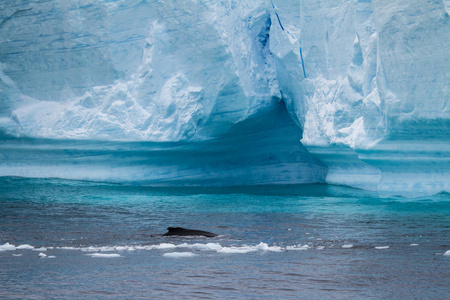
[0,0,449,196]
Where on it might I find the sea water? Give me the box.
[1,177,449,299]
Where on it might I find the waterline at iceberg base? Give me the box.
[0,103,327,186]
[307,141,450,197]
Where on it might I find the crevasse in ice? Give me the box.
[0,0,449,196]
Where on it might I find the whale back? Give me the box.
[163,227,218,237]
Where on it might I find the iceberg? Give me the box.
[269,0,450,196]
[0,0,448,196]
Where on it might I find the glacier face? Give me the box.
[0,0,279,141]
[0,0,449,195]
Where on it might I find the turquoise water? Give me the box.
[1,177,449,299]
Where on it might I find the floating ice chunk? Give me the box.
[216,246,258,254]
[410,244,419,246]
[39,242,335,255]
[215,243,283,254]
[341,244,354,249]
[444,250,450,256]
[47,256,56,258]
[375,246,389,250]
[32,247,47,252]
[286,245,310,251]
[185,243,223,251]
[12,254,23,257]
[150,243,178,250]
[81,246,115,252]
[38,253,47,258]
[17,244,35,250]
[147,242,284,253]
[163,252,197,258]
[255,242,284,252]
[0,243,16,251]
[86,253,121,258]
[59,246,78,250]
[114,246,135,252]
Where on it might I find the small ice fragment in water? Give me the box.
[38,253,47,258]
[33,247,47,252]
[286,245,310,251]
[0,243,16,251]
[255,242,283,252]
[86,253,121,258]
[217,246,257,254]
[375,246,389,250]
[12,254,23,257]
[17,244,35,250]
[151,243,178,250]
[410,244,419,246]
[163,252,197,258]
[444,250,450,256]
[342,244,354,249]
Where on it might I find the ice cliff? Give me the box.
[0,0,449,196]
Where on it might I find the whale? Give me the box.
[163,227,218,237]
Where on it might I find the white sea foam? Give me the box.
[163,252,197,258]
[86,253,121,258]
[375,246,389,250]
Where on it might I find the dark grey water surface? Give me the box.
[1,177,449,299]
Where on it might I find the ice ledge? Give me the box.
[0,103,327,186]
[307,140,450,197]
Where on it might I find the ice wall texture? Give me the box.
[0,0,449,195]
[0,103,326,186]
[269,0,449,196]
[0,0,280,140]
